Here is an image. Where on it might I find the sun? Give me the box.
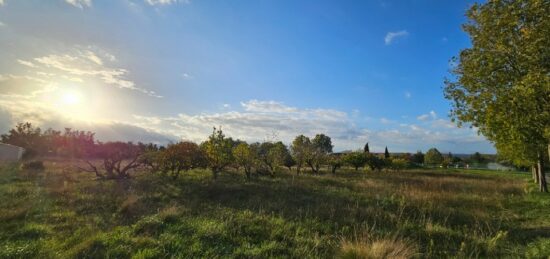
[61,91,82,105]
[54,89,93,120]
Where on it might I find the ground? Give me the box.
[0,162,549,258]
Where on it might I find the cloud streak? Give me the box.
[384,30,409,45]
[145,0,190,6]
[19,47,161,97]
[65,0,92,9]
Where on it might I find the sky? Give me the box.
[0,0,495,153]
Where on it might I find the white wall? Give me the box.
[0,143,25,161]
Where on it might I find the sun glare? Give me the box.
[61,91,81,105]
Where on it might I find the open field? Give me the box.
[0,162,549,258]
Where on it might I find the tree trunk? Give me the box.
[533,165,539,184]
[537,153,547,192]
[244,167,251,180]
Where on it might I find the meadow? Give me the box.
[0,162,549,258]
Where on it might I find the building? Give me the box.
[0,143,25,161]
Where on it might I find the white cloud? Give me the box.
[145,0,190,6]
[429,110,437,119]
[0,83,493,153]
[182,73,192,79]
[83,50,103,65]
[241,100,298,113]
[384,30,409,45]
[417,110,437,121]
[380,118,393,124]
[128,100,493,152]
[0,0,4,6]
[417,114,430,121]
[27,47,161,97]
[65,0,92,8]
[17,59,36,68]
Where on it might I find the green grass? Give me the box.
[0,162,548,258]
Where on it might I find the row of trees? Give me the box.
[444,0,549,192]
[2,123,471,180]
[0,122,95,159]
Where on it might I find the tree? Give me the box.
[266,141,288,176]
[390,158,409,171]
[364,142,370,153]
[80,142,143,179]
[1,122,42,158]
[327,154,343,174]
[232,142,255,179]
[444,0,549,191]
[343,152,366,171]
[307,134,333,174]
[470,152,485,164]
[291,135,311,174]
[365,154,385,171]
[161,141,206,179]
[425,148,443,166]
[283,151,296,171]
[384,146,390,159]
[201,127,234,179]
[411,151,424,165]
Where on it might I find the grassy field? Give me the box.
[0,162,549,258]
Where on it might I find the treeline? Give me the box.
[1,122,490,180]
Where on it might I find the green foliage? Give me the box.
[444,0,550,190]
[201,127,234,179]
[390,158,409,171]
[327,155,343,174]
[342,152,366,171]
[290,135,310,173]
[290,134,332,174]
[470,152,486,164]
[525,238,550,258]
[365,154,385,171]
[411,151,424,165]
[232,142,255,179]
[425,148,443,166]
[160,142,206,178]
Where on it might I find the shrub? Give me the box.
[20,161,45,171]
[391,158,409,171]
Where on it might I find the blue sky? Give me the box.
[0,0,495,153]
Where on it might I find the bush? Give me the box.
[390,158,409,171]
[20,161,45,171]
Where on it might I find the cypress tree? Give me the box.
[364,142,370,153]
[384,146,390,159]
